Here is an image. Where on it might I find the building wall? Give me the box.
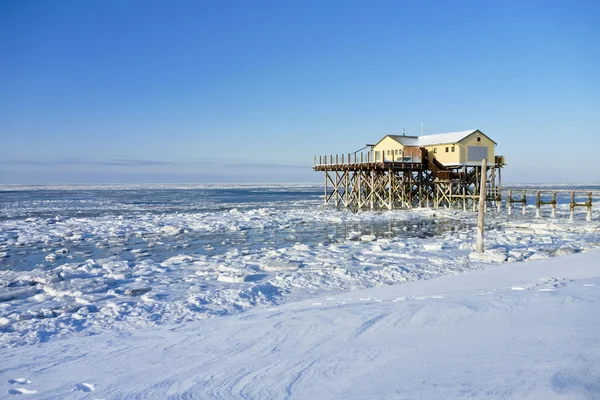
[373,136,405,161]
[423,143,461,165]
[372,131,496,166]
[457,132,495,166]
[424,132,496,166]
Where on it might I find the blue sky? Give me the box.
[1,0,598,184]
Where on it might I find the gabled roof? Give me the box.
[374,129,496,147]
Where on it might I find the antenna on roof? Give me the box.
[402,128,406,136]
[421,121,424,137]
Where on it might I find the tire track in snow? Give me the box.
[354,313,388,337]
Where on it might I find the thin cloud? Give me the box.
[0,159,307,170]
[99,159,178,167]
[225,162,308,170]
[0,158,217,168]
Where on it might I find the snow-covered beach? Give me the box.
[1,185,599,398]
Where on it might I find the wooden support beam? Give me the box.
[570,191,575,221]
[388,170,393,210]
[476,159,487,253]
[587,192,592,222]
[324,170,328,205]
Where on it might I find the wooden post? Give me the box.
[418,176,423,208]
[551,192,556,218]
[535,190,541,218]
[476,159,487,253]
[334,172,339,207]
[324,171,328,205]
[587,192,592,222]
[522,190,527,216]
[369,170,375,210]
[498,167,502,191]
[570,191,575,221]
[462,186,466,211]
[344,170,349,207]
[496,188,501,213]
[508,189,512,215]
[388,170,393,210]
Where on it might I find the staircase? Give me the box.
[421,148,453,180]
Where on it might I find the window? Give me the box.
[477,137,481,142]
[433,148,437,153]
[387,150,391,155]
[445,147,449,153]
[395,149,399,154]
[451,146,455,152]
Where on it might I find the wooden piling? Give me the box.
[587,192,593,222]
[476,159,487,253]
[388,170,393,210]
[370,172,374,210]
[551,192,557,218]
[570,191,575,221]
[535,190,541,218]
[508,189,512,215]
[522,190,527,216]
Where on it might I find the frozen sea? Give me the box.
[0,184,599,348]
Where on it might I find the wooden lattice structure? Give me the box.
[313,147,505,211]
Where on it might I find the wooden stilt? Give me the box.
[388,170,393,210]
[587,192,592,222]
[551,192,556,218]
[324,171,328,205]
[522,190,527,216]
[536,190,541,218]
[508,189,512,215]
[570,191,575,221]
[476,159,487,253]
[369,170,375,210]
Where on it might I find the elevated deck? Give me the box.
[313,161,423,172]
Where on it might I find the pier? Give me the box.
[313,129,596,220]
[313,147,505,211]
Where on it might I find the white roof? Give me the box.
[387,129,483,146]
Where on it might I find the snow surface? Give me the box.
[1,204,599,348]
[1,185,600,398]
[1,249,599,399]
[389,130,480,147]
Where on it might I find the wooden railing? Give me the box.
[501,188,596,221]
[313,148,423,167]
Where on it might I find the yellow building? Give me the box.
[371,129,496,166]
